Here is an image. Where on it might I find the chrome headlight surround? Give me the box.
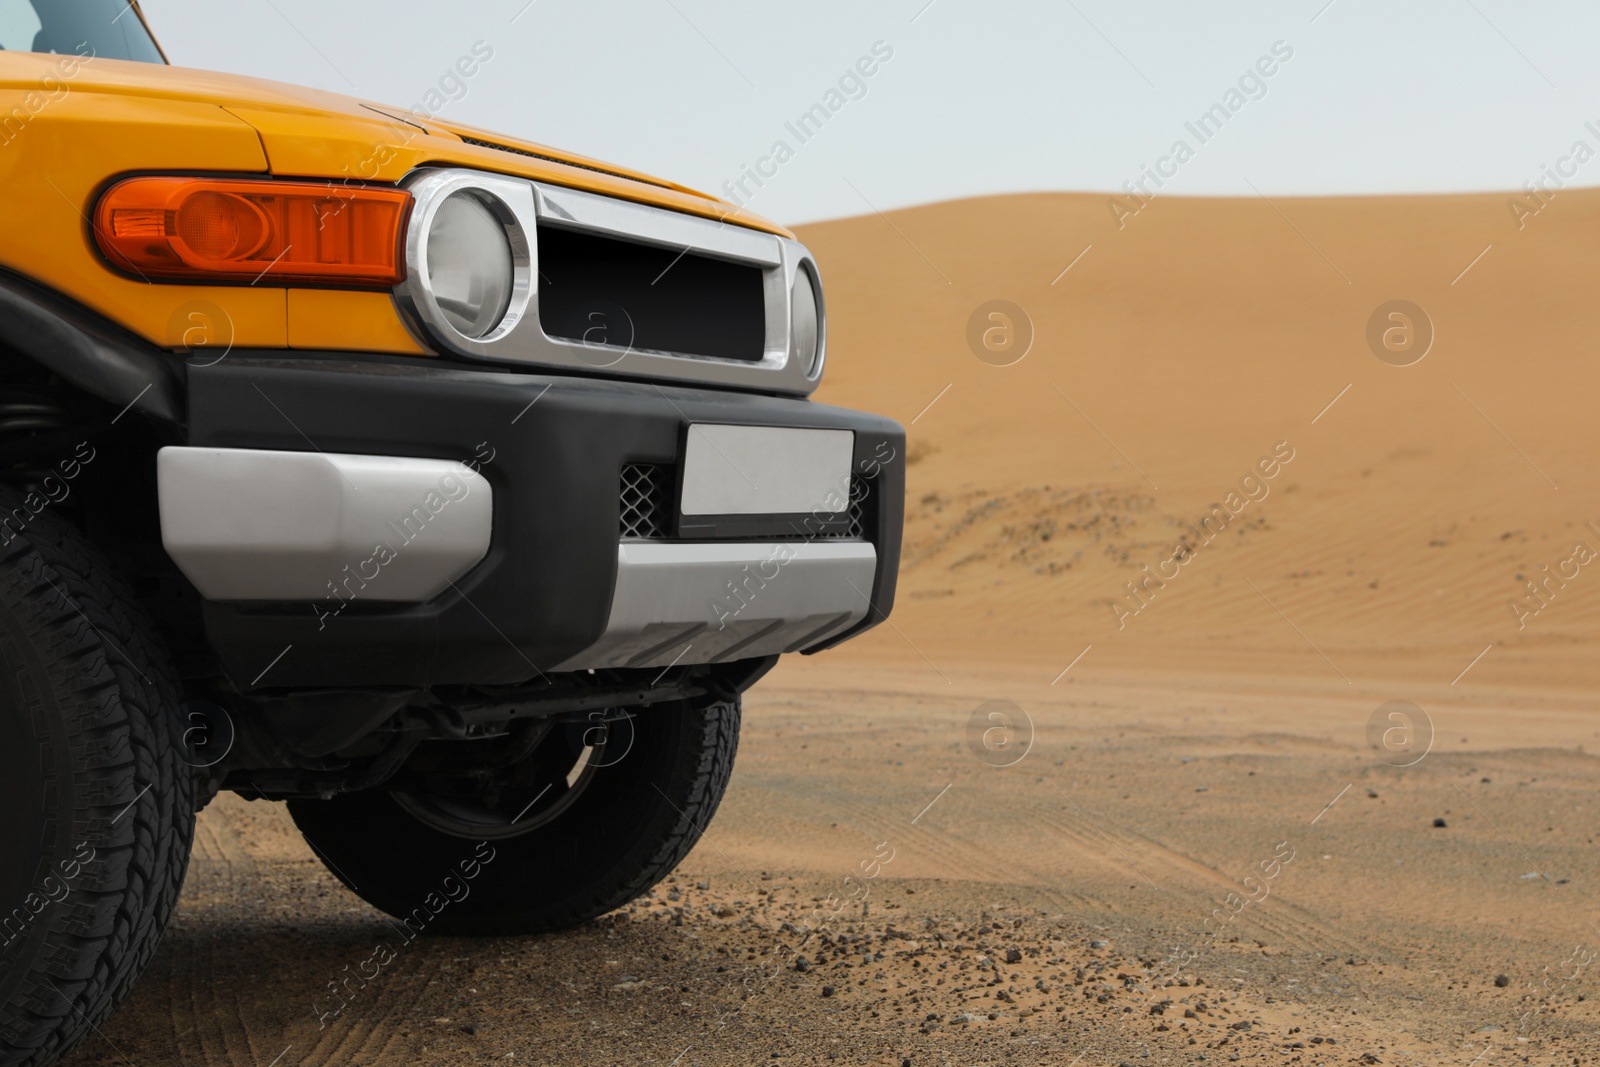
[790,258,827,382]
[392,167,826,395]
[394,170,535,350]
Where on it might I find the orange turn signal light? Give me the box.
[94,177,411,286]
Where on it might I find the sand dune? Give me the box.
[800,189,1600,693]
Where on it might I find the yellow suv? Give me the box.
[0,4,903,1062]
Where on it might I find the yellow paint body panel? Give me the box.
[286,290,429,355]
[0,52,788,355]
[0,60,287,348]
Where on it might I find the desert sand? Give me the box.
[59,189,1600,1066]
[808,186,1600,693]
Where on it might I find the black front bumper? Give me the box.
[186,356,903,690]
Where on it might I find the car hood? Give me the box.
[0,53,790,237]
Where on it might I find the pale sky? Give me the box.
[138,0,1600,225]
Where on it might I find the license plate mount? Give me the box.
[677,424,855,539]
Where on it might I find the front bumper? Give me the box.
[180,355,903,690]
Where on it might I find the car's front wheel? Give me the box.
[0,495,194,1067]
[287,697,740,935]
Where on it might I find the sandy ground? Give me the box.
[55,660,1600,1067]
[58,188,1600,1065]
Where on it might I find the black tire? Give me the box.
[0,495,194,1067]
[288,698,740,935]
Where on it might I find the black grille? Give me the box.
[538,224,767,362]
[619,463,672,539]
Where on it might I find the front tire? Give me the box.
[0,498,194,1067]
[288,698,740,935]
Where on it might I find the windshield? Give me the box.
[0,0,163,63]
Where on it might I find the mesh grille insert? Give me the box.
[620,463,672,539]
[820,476,868,540]
[618,467,870,540]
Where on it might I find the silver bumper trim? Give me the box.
[156,446,492,602]
[554,541,877,671]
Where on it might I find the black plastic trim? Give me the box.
[0,268,184,423]
[186,355,903,690]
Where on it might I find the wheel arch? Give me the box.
[0,276,199,691]
[0,267,184,425]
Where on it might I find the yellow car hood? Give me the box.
[0,53,790,237]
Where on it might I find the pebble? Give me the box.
[1433,818,1447,828]
[1494,974,1510,987]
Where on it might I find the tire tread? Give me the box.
[0,498,193,1067]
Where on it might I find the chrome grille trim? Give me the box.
[392,168,825,396]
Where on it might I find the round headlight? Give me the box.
[790,265,822,377]
[426,192,514,339]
